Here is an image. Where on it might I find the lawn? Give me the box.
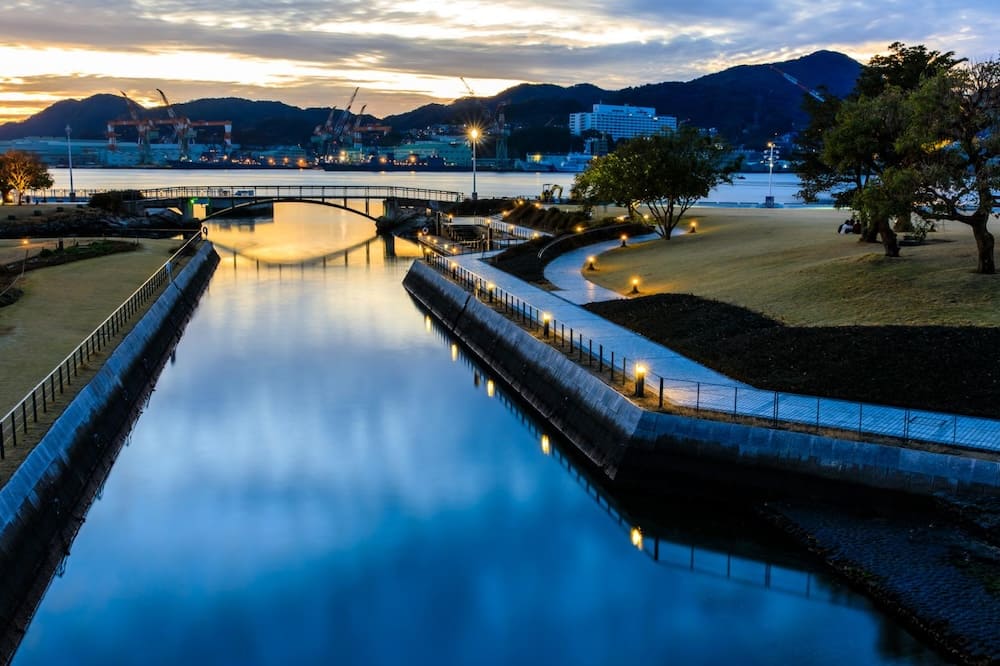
[586,207,999,327]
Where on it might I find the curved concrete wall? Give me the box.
[0,241,219,655]
[404,260,1000,497]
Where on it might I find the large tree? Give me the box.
[889,60,1000,273]
[797,43,964,255]
[572,126,738,239]
[0,150,54,204]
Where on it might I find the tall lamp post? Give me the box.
[469,127,479,201]
[65,124,75,201]
[764,141,778,207]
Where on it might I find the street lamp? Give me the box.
[765,141,779,207]
[469,127,480,201]
[65,124,75,201]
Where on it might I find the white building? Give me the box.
[569,104,677,141]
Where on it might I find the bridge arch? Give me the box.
[202,197,378,222]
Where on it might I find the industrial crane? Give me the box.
[769,65,825,102]
[106,91,157,164]
[313,87,360,161]
[157,88,194,160]
[459,77,510,168]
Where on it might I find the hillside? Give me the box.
[0,51,860,149]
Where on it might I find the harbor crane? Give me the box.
[157,88,194,160]
[459,77,510,168]
[313,87,360,160]
[106,90,232,163]
[106,91,157,164]
[769,65,825,102]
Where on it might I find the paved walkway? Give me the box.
[443,244,1000,456]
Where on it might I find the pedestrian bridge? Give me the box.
[134,185,464,223]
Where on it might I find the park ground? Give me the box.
[578,207,1000,418]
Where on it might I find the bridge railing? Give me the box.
[0,232,203,462]
[137,185,464,203]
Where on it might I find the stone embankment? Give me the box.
[0,240,219,661]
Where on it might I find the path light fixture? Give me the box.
[575,225,583,233]
[635,364,646,397]
[630,277,640,295]
[630,526,643,550]
[689,220,697,233]
[542,312,551,338]
[487,281,495,303]
[621,234,628,247]
[586,255,596,271]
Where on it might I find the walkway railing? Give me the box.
[0,233,203,461]
[424,253,1000,454]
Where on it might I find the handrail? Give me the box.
[0,233,204,460]
[422,252,1000,455]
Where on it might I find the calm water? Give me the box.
[12,203,939,665]
[46,168,810,205]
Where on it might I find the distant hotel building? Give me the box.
[569,104,678,141]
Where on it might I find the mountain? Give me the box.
[0,51,861,149]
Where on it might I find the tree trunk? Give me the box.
[877,217,899,257]
[972,220,996,274]
[861,222,879,243]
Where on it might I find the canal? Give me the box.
[11,202,943,664]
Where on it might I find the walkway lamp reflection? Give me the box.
[630,526,643,550]
[487,379,495,398]
[451,343,459,362]
[540,434,551,456]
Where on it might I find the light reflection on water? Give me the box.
[12,205,941,665]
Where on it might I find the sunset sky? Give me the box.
[1,0,997,123]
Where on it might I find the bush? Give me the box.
[88,190,144,214]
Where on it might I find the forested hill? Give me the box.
[0,50,860,149]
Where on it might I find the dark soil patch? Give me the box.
[586,293,1000,419]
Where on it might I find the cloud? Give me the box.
[1,0,998,121]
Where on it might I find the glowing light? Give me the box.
[630,526,643,549]
[540,434,551,456]
[425,314,432,332]
[486,379,495,398]
[451,343,458,361]
[542,312,551,322]
[636,364,646,378]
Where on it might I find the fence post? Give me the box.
[32,392,37,423]
[658,377,664,409]
[858,403,863,436]
[733,387,738,417]
[610,352,614,380]
[599,345,603,372]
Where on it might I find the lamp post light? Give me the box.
[630,277,640,295]
[621,234,628,248]
[765,141,779,208]
[542,312,551,338]
[469,127,480,201]
[635,364,646,398]
[586,255,596,271]
[65,124,75,201]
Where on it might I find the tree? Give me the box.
[889,60,1000,273]
[797,43,964,256]
[572,126,739,239]
[0,150,54,204]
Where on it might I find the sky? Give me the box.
[0,0,997,123]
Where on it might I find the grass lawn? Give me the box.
[0,238,181,416]
[586,207,999,327]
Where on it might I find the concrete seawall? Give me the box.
[403,260,1000,497]
[0,240,219,658]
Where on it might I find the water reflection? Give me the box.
[422,306,945,664]
[12,204,945,666]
